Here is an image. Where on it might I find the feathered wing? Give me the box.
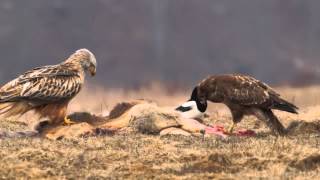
[0,64,83,119]
[218,74,298,113]
[219,75,273,105]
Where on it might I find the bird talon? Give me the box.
[63,117,76,126]
[227,122,236,135]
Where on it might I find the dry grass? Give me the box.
[1,84,320,179]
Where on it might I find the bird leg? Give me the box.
[228,108,243,134]
[227,122,236,134]
[63,116,77,126]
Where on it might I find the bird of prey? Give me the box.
[176,74,298,135]
[0,49,97,126]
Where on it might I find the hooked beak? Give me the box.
[89,65,96,76]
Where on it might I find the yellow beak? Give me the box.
[89,66,96,76]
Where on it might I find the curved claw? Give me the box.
[63,117,76,126]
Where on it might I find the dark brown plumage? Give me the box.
[0,49,97,126]
[181,74,298,135]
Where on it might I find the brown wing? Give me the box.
[0,64,82,104]
[229,75,277,105]
[219,74,298,113]
[206,74,278,106]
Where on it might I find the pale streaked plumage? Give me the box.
[0,49,97,125]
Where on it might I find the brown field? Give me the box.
[1,84,320,179]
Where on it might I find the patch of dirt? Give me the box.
[179,153,235,174]
[242,158,272,171]
[288,154,320,171]
[286,120,320,135]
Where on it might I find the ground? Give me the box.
[0,85,320,179]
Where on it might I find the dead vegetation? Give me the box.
[0,85,320,179]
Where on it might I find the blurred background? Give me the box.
[0,0,320,88]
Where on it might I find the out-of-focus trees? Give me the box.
[0,0,319,87]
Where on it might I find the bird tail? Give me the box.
[272,97,299,114]
[0,102,30,119]
[262,109,287,136]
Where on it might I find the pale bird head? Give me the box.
[68,48,97,76]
